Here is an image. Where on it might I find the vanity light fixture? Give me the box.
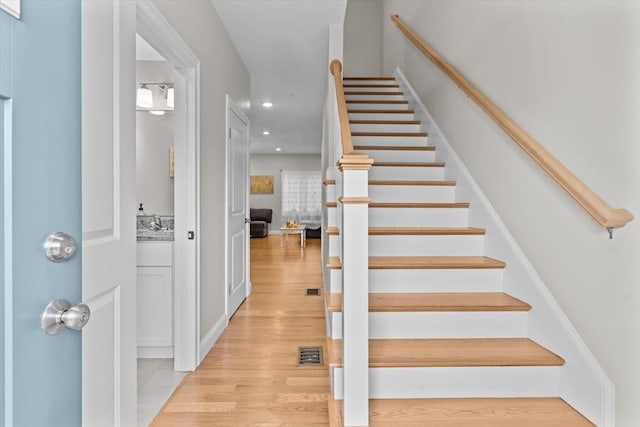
[261,101,273,108]
[166,87,174,109]
[136,85,153,108]
[136,83,174,112]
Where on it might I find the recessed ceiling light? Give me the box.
[261,101,273,108]
[276,147,282,152]
[149,110,165,116]
[262,131,270,135]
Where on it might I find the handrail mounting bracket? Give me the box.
[606,227,614,239]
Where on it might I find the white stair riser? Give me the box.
[348,112,415,121]
[352,135,428,145]
[369,234,483,256]
[345,93,406,101]
[330,269,505,294]
[343,85,401,93]
[360,150,436,162]
[326,206,337,227]
[369,269,504,293]
[324,183,336,201]
[328,312,340,339]
[369,185,453,202]
[369,166,444,181]
[369,207,468,227]
[347,102,409,111]
[328,234,340,256]
[350,123,421,133]
[328,311,527,339]
[343,79,396,85]
[324,306,334,339]
[328,269,342,293]
[331,366,561,399]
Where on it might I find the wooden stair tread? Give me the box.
[346,100,409,104]
[328,227,485,236]
[343,84,400,88]
[348,109,415,114]
[343,77,395,80]
[355,145,434,151]
[325,202,337,208]
[369,226,484,235]
[327,292,531,313]
[351,132,427,137]
[350,120,420,124]
[326,256,341,269]
[325,226,339,235]
[344,91,404,96]
[328,338,565,367]
[369,202,470,208]
[325,256,506,270]
[331,398,594,427]
[372,161,444,167]
[369,256,505,269]
[369,179,456,186]
[323,179,336,185]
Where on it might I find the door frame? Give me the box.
[1,84,9,427]
[136,0,201,371]
[224,95,251,318]
[2,10,15,424]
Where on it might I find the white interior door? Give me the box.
[81,2,137,426]
[226,96,250,317]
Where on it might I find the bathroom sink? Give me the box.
[137,214,174,241]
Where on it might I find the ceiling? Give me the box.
[211,0,347,154]
[136,34,165,61]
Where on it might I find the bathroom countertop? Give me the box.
[137,230,174,241]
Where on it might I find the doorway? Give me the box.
[225,96,251,317]
[135,1,200,423]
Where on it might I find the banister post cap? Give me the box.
[330,59,342,76]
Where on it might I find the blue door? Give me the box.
[1,1,82,425]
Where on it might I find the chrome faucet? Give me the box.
[149,215,162,231]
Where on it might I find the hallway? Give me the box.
[151,235,330,425]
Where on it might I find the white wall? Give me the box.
[383,1,640,425]
[136,61,174,215]
[343,0,383,76]
[250,154,321,229]
[151,1,250,342]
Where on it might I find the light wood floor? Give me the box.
[151,235,330,426]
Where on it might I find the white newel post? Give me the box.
[339,154,373,426]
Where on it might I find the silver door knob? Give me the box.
[41,299,91,335]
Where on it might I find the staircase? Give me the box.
[323,76,597,426]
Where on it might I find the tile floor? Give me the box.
[137,358,185,426]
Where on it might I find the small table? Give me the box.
[280,225,306,248]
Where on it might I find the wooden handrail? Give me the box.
[330,59,355,154]
[391,14,633,230]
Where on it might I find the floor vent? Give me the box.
[298,346,323,366]
[306,288,321,296]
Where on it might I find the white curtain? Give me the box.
[281,170,322,226]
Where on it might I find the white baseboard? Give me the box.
[199,314,228,363]
[138,346,173,359]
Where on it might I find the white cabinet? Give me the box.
[136,241,173,358]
